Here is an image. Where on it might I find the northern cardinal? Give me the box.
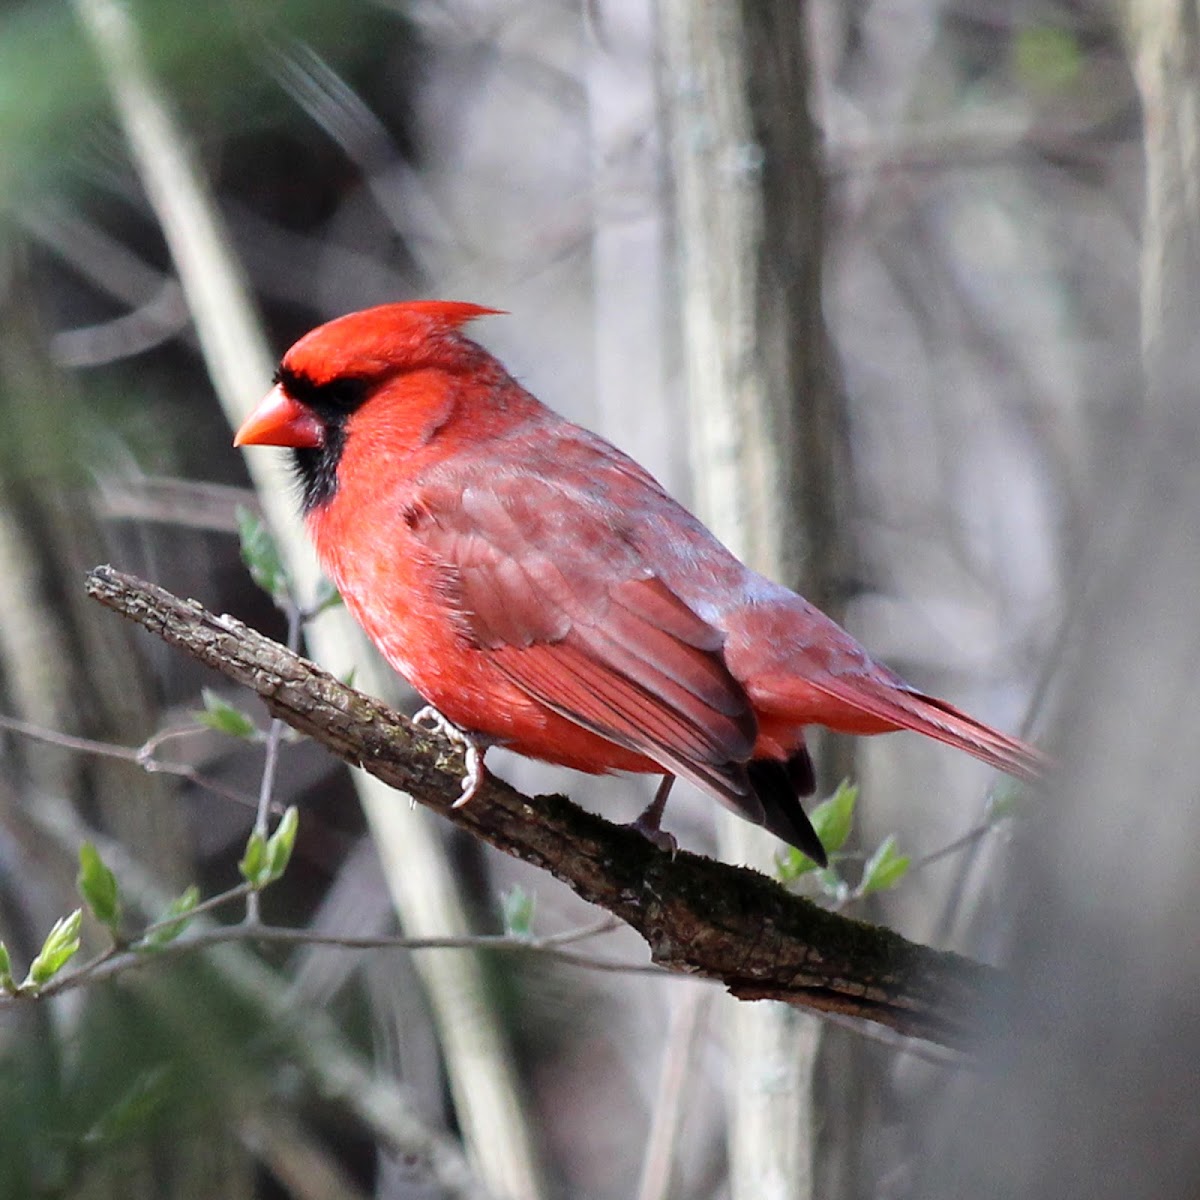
[235,301,1043,865]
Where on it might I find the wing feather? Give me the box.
[569,615,749,728]
[610,575,725,652]
[488,639,762,816]
[409,473,761,808]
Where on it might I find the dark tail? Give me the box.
[747,750,827,867]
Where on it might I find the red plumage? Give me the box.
[235,302,1045,864]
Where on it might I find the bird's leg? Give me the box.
[411,706,487,807]
[627,775,678,854]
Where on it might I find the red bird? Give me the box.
[235,301,1043,866]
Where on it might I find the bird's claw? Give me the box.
[412,706,487,806]
[624,775,678,855]
[626,812,678,856]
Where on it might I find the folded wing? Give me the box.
[406,474,768,822]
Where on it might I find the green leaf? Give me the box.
[775,779,858,881]
[775,845,827,882]
[265,807,299,883]
[810,779,857,855]
[239,810,299,890]
[144,885,200,948]
[239,831,268,887]
[0,942,14,993]
[77,841,121,930]
[774,845,812,882]
[25,909,82,987]
[501,885,535,938]
[193,688,259,740]
[860,835,911,896]
[236,505,289,604]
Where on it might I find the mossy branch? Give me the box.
[86,564,998,1050]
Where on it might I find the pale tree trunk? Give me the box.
[921,3,1200,1196]
[660,4,854,1196]
[73,2,546,1196]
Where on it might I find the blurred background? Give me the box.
[3,1,1197,1198]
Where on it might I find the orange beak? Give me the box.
[234,384,326,449]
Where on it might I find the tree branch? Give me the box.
[85,565,998,1050]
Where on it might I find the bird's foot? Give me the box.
[624,776,678,855]
[627,813,678,855]
[411,706,487,806]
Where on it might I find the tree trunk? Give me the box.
[659,3,855,1196]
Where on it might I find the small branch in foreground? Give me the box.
[1,906,641,1007]
[85,565,1000,1050]
[246,598,303,925]
[0,711,259,810]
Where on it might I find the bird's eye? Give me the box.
[277,366,367,417]
[315,378,369,414]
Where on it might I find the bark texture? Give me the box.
[87,565,998,1050]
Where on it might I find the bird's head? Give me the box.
[234,301,504,512]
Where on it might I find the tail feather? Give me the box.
[806,677,1047,782]
[747,751,826,866]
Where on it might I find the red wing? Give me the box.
[406,475,762,814]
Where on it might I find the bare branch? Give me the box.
[0,710,260,810]
[4,906,657,1007]
[85,565,1000,1050]
[246,598,303,925]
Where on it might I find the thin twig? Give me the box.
[24,790,486,1199]
[136,723,210,761]
[908,817,1005,874]
[5,864,628,1006]
[246,599,303,924]
[141,881,256,934]
[4,914,662,1007]
[815,1009,973,1070]
[0,711,260,810]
